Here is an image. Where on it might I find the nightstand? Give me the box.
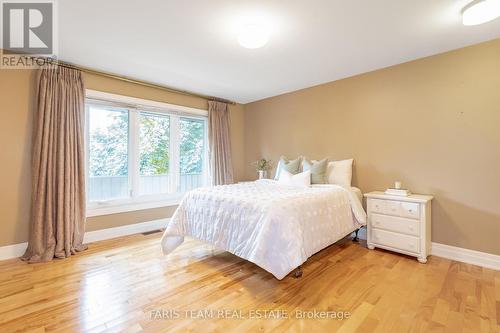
[364,191,433,263]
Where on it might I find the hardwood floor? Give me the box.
[0,231,498,333]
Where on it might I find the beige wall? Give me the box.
[244,38,500,255]
[0,70,245,246]
[0,70,36,247]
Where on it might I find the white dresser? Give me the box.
[365,191,433,263]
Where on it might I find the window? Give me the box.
[85,91,209,216]
[179,117,206,192]
[138,112,170,196]
[87,105,129,201]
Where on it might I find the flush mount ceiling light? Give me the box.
[462,0,500,26]
[237,24,269,49]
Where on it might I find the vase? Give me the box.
[258,170,266,179]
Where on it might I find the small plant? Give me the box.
[253,158,272,172]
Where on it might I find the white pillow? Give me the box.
[278,169,311,188]
[326,159,353,188]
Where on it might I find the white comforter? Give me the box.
[161,180,366,280]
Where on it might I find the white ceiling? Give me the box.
[59,0,500,103]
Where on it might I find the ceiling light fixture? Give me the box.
[462,0,500,26]
[237,24,269,49]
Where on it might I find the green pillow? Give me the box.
[303,158,328,184]
[274,156,301,180]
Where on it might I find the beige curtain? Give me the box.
[208,101,234,185]
[22,65,87,262]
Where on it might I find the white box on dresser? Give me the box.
[365,191,433,263]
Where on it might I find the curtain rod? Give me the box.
[37,57,236,105]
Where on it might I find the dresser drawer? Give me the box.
[400,202,420,219]
[385,200,401,216]
[369,199,420,220]
[371,228,420,254]
[369,199,388,214]
[371,213,419,236]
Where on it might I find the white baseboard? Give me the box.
[431,242,500,271]
[0,242,29,261]
[0,218,169,261]
[83,218,168,244]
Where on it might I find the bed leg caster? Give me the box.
[294,266,303,278]
[353,228,360,242]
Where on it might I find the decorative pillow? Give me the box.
[274,156,301,180]
[326,159,354,188]
[302,158,328,184]
[278,169,311,188]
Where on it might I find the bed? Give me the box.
[161,179,367,280]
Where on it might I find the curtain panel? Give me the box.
[207,101,234,185]
[22,65,87,262]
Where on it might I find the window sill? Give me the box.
[86,198,182,217]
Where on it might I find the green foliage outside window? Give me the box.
[89,110,128,177]
[139,113,170,176]
[89,109,205,178]
[180,117,204,174]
